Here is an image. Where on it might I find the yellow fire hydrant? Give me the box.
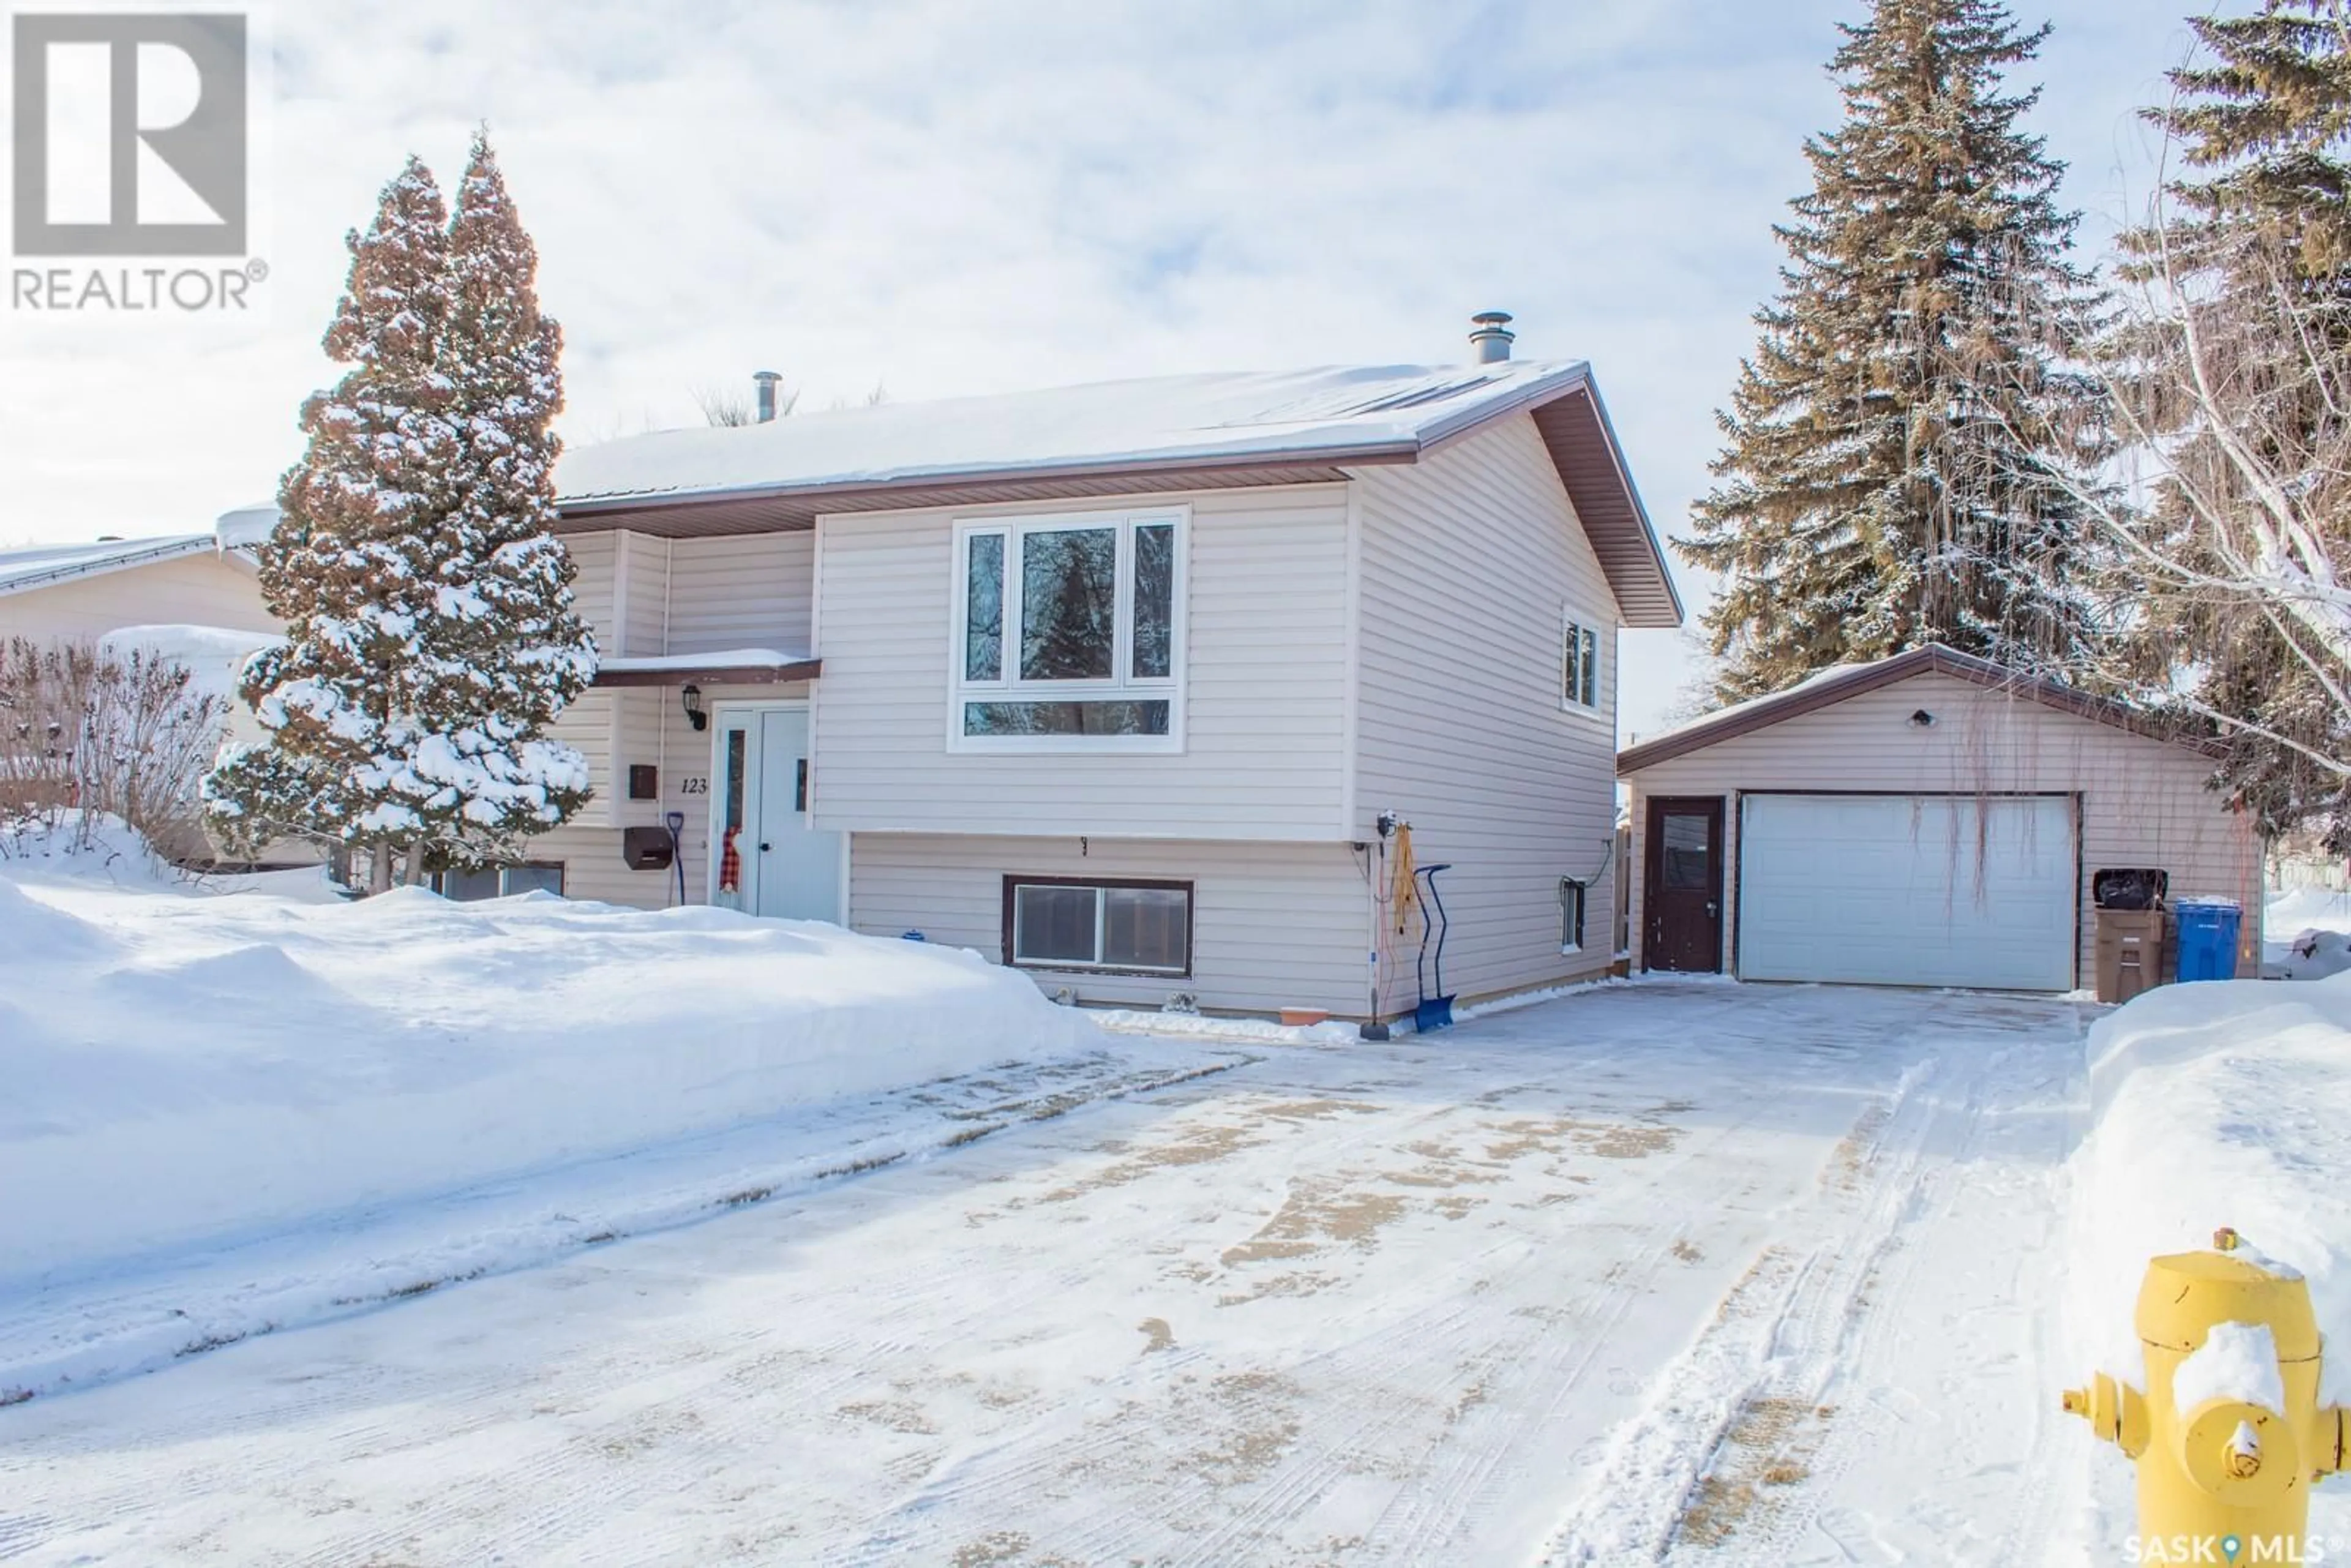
[2064,1229,2350,1562]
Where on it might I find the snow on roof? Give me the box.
[556,359,1594,508]
[596,648,811,674]
[0,534,218,598]
[213,502,280,551]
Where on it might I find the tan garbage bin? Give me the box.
[2095,907,2167,1004]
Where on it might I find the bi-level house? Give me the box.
[528,321,1681,1021]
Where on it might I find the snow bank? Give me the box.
[2064,973,2351,1405]
[2267,887,2351,978]
[1091,1007,1358,1048]
[0,847,1103,1291]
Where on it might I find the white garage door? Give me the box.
[1736,793,2077,991]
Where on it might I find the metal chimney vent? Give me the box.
[1469,311,1515,364]
[753,370,783,423]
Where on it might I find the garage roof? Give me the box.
[1616,644,2219,775]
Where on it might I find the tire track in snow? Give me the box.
[834,1086,1769,1566]
[1703,1002,2093,1563]
[1537,1049,1952,1564]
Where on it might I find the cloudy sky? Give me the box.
[2,0,2201,737]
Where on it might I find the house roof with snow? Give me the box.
[1615,643,2222,775]
[554,359,1683,628]
[0,535,223,598]
[0,503,279,601]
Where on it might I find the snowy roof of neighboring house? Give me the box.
[1615,644,2221,775]
[555,359,1683,628]
[0,534,220,599]
[0,503,282,602]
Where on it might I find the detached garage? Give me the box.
[1618,645,2265,991]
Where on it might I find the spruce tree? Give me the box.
[394,131,593,874]
[1679,0,2111,702]
[206,157,460,885]
[2154,1,2351,273]
[207,141,595,885]
[2124,2,2351,844]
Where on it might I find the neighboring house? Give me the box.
[0,511,274,646]
[1616,645,2265,991]
[529,326,1682,1019]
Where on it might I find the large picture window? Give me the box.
[953,510,1186,751]
[1003,877,1193,975]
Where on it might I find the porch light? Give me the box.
[681,684,707,732]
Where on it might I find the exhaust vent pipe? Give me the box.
[1469,311,1515,364]
[753,370,783,423]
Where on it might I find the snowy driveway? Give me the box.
[0,981,2094,1566]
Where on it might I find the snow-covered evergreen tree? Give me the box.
[1678,0,2112,702]
[206,157,461,883]
[2148,1,2351,276]
[2119,2,2351,845]
[388,130,593,876]
[207,141,594,887]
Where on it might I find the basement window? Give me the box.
[436,862,566,901]
[1562,613,1600,711]
[1003,876,1193,976]
[1561,877,1587,954]
[953,510,1186,752]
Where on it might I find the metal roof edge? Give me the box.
[0,535,217,600]
[557,439,1425,518]
[1616,645,2223,775]
[1569,372,1685,625]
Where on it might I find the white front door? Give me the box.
[1734,793,2076,991]
[724,707,841,923]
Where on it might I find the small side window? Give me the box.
[1561,877,1587,953]
[1563,614,1601,711]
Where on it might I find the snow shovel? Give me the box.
[1414,863,1455,1032]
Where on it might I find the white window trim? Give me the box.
[1560,876,1588,955]
[947,506,1188,755]
[1561,609,1603,716]
[1007,879,1194,977]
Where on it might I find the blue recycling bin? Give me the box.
[2173,898,2243,983]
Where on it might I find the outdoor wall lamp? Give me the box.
[681,684,707,732]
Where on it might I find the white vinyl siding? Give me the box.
[564,533,618,655]
[1349,415,1624,1011]
[667,533,813,657]
[850,833,1364,1015]
[1735,793,2077,990]
[566,530,816,663]
[0,553,271,645]
[1622,670,2267,983]
[613,531,667,657]
[812,484,1350,839]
